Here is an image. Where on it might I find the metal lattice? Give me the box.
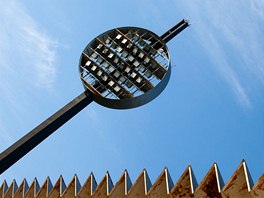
[80,27,170,100]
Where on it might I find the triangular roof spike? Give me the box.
[166,167,174,193]
[48,175,66,198]
[194,162,222,197]
[78,172,97,198]
[109,169,132,197]
[93,171,113,197]
[47,177,53,194]
[13,179,28,198]
[3,179,17,198]
[0,180,8,197]
[252,173,264,197]
[35,178,40,195]
[243,160,254,189]
[214,162,225,191]
[106,171,114,195]
[189,165,198,192]
[128,168,152,197]
[60,175,67,195]
[61,174,81,198]
[148,167,174,197]
[125,170,132,194]
[24,178,39,198]
[171,164,196,197]
[144,169,152,194]
[75,174,81,195]
[36,176,53,198]
[91,172,97,194]
[222,160,253,197]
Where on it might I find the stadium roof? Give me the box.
[1,160,263,197]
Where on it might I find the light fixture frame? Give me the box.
[79,26,171,109]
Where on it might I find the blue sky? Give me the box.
[0,0,264,188]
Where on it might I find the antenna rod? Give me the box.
[152,19,189,50]
[161,19,190,43]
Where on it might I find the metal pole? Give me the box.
[0,20,189,175]
[0,91,93,174]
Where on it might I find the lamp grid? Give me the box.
[80,27,170,100]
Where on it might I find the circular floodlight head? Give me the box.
[79,27,171,109]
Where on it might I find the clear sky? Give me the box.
[0,0,264,189]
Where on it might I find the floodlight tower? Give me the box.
[0,19,189,174]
